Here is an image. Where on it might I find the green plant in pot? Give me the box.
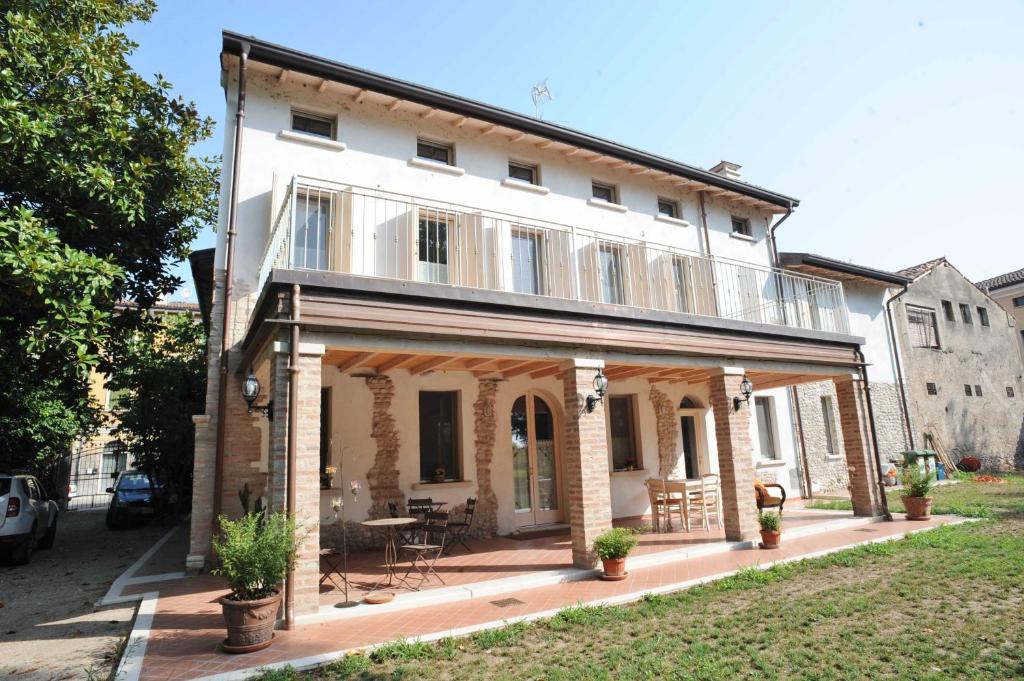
[758,509,782,548]
[212,511,297,653]
[900,465,935,520]
[593,527,638,581]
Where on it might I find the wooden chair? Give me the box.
[687,474,723,531]
[754,480,786,512]
[645,478,684,532]
[401,510,449,590]
[663,480,693,532]
[444,497,476,555]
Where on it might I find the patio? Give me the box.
[119,509,965,681]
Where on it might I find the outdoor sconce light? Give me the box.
[584,368,610,414]
[733,374,754,411]
[241,372,273,419]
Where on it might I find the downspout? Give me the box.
[212,41,250,531]
[855,348,892,522]
[767,204,794,326]
[698,191,720,315]
[284,283,301,629]
[884,284,915,450]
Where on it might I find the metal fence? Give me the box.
[257,176,849,335]
[58,444,127,511]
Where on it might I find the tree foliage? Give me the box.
[0,0,218,472]
[109,311,206,505]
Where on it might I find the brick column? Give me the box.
[561,359,613,568]
[833,374,884,517]
[708,367,759,542]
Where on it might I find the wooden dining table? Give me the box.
[654,478,703,531]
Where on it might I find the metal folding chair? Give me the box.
[401,510,449,590]
[388,501,421,545]
[444,497,476,555]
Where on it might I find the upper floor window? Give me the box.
[959,303,973,324]
[291,110,335,139]
[417,138,453,165]
[907,306,939,348]
[941,300,955,322]
[975,384,983,397]
[926,382,938,395]
[508,161,539,185]
[591,181,618,204]
[1014,296,1024,308]
[511,227,544,295]
[293,190,333,271]
[731,216,752,237]
[105,387,129,412]
[1008,387,1016,398]
[657,198,679,219]
[977,306,990,327]
[102,441,127,476]
[964,384,972,397]
[598,242,625,305]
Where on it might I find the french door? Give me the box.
[511,393,562,527]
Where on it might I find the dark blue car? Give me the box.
[105,470,166,529]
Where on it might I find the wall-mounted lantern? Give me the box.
[733,374,754,411]
[242,372,273,419]
[584,368,610,414]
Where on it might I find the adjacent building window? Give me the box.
[598,242,626,305]
[1008,387,1016,398]
[102,441,127,476]
[291,110,335,139]
[508,161,539,185]
[731,216,752,236]
[657,198,679,219]
[511,228,544,295]
[105,387,129,411]
[1013,296,1024,308]
[608,395,640,471]
[907,306,940,348]
[977,306,990,327]
[419,391,460,482]
[820,396,838,455]
[964,384,972,397]
[926,382,938,395]
[975,384,983,397]
[416,138,453,165]
[591,181,617,203]
[941,300,955,322]
[959,303,973,324]
[754,397,779,460]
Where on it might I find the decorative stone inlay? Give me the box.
[472,379,500,538]
[649,384,679,478]
[364,375,403,519]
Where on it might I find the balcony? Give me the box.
[256,176,850,336]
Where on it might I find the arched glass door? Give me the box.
[511,394,561,527]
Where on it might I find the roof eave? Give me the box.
[779,253,910,286]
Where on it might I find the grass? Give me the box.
[250,477,1024,680]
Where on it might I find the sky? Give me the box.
[123,0,1024,302]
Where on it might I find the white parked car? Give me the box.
[0,474,59,565]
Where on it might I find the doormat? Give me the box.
[506,528,570,541]
[490,597,526,608]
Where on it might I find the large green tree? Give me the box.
[0,0,218,473]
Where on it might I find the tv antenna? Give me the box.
[531,78,554,119]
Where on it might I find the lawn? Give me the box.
[253,476,1024,681]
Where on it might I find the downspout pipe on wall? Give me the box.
[212,41,250,532]
[767,204,794,269]
[884,284,915,450]
[855,348,892,522]
[284,284,301,629]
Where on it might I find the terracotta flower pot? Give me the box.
[760,530,781,549]
[219,591,281,653]
[902,495,934,520]
[601,557,628,581]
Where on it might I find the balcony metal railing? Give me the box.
[256,176,849,335]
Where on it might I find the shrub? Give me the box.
[900,465,935,498]
[212,512,297,601]
[593,527,638,560]
[758,509,782,532]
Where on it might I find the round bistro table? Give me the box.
[361,517,418,591]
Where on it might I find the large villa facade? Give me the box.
[188,32,889,622]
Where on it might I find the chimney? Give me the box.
[709,160,742,180]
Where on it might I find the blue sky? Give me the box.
[124,1,1024,301]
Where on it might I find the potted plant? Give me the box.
[758,509,782,549]
[593,528,638,581]
[901,465,935,520]
[212,512,297,653]
[432,466,447,484]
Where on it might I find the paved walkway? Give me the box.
[120,511,961,680]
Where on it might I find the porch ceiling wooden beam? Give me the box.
[388,99,404,112]
[374,353,417,373]
[535,140,555,150]
[508,132,527,143]
[408,355,456,375]
[604,365,656,380]
[562,148,580,158]
[460,357,493,370]
[452,115,468,127]
[277,68,289,83]
[479,124,498,135]
[421,108,437,120]
[530,364,565,379]
[502,361,551,378]
[750,373,819,391]
[334,351,377,373]
[317,78,329,93]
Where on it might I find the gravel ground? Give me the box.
[0,510,180,680]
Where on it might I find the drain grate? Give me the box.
[490,597,525,608]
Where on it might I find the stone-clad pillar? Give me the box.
[561,359,613,568]
[833,374,884,517]
[708,367,759,542]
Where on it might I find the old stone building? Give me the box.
[977,267,1024,352]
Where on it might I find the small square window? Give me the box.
[657,198,679,219]
[1008,387,1016,398]
[926,382,937,395]
[731,216,751,236]
[941,300,955,322]
[291,110,335,139]
[977,306,989,327]
[508,161,538,185]
[975,384,983,397]
[592,181,617,203]
[959,303,972,325]
[964,384,972,397]
[1014,296,1024,308]
[417,138,453,165]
